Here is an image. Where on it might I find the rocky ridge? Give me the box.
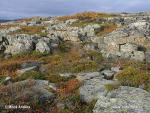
[0,12,149,62]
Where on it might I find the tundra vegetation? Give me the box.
[0,12,150,113]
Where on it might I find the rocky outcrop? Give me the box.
[47,22,101,42]
[5,40,34,55]
[0,13,149,62]
[99,20,150,61]
[0,34,54,55]
[3,35,35,55]
[93,86,150,113]
[0,79,56,105]
[77,72,118,103]
[76,66,150,113]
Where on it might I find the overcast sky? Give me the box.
[0,0,150,19]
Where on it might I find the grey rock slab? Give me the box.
[131,51,145,61]
[120,43,138,52]
[35,80,49,87]
[79,76,116,103]
[111,67,121,73]
[17,66,39,75]
[21,61,41,69]
[93,86,150,113]
[145,51,150,62]
[36,41,51,53]
[1,79,56,105]
[59,73,74,78]
[76,72,102,81]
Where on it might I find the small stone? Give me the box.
[59,73,74,78]
[17,66,39,75]
[49,83,57,90]
[100,70,115,80]
[111,67,121,73]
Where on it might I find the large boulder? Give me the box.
[4,35,35,55]
[0,79,56,105]
[93,86,150,113]
[36,41,51,53]
[129,20,150,35]
[99,19,150,61]
[5,41,34,55]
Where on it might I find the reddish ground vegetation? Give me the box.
[57,12,115,21]
[57,79,81,95]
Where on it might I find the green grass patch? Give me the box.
[104,83,120,92]
[116,66,150,92]
[15,71,47,81]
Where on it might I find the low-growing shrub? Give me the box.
[15,71,46,81]
[95,23,117,36]
[0,76,6,84]
[71,21,101,27]
[87,50,103,63]
[39,32,48,37]
[68,94,96,113]
[31,50,49,57]
[57,79,80,95]
[0,60,21,76]
[116,66,150,92]
[138,72,150,92]
[58,92,96,113]
[46,73,69,83]
[58,108,70,113]
[72,61,98,73]
[57,12,115,21]
[9,25,46,35]
[116,67,140,87]
[58,41,72,53]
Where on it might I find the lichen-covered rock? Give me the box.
[145,51,150,62]
[93,86,150,113]
[5,41,34,54]
[131,51,145,61]
[78,72,116,103]
[99,19,150,61]
[120,43,138,52]
[36,40,51,53]
[0,79,56,106]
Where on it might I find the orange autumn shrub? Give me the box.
[0,53,41,76]
[57,12,114,21]
[57,79,80,95]
[0,24,17,29]
[95,23,117,36]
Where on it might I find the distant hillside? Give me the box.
[0,19,11,23]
